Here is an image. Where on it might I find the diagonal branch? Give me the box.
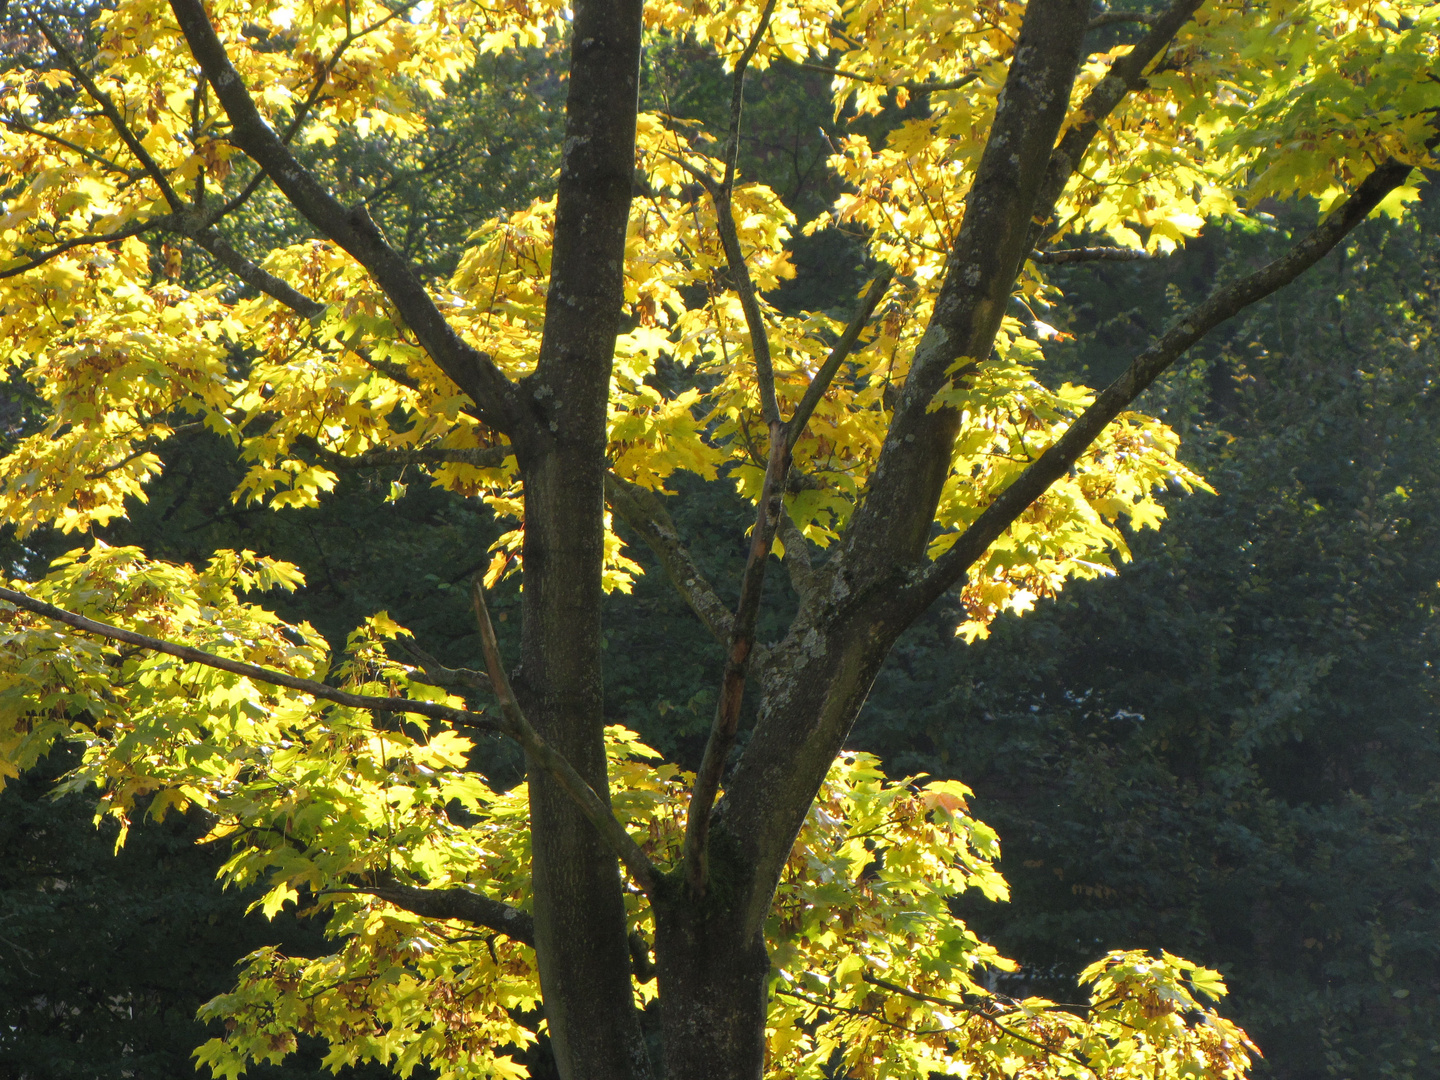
[784,266,894,450]
[0,585,492,729]
[908,157,1418,615]
[603,473,736,647]
[33,13,184,211]
[1026,0,1207,252]
[469,581,658,896]
[0,218,167,280]
[0,584,650,890]
[682,423,788,895]
[166,0,522,436]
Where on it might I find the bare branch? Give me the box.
[911,157,1418,613]
[469,581,658,896]
[1030,245,1151,265]
[167,0,523,436]
[784,266,894,451]
[392,639,492,693]
[603,473,736,647]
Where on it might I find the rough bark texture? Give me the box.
[714,0,1095,942]
[654,895,772,1080]
[510,1,649,1078]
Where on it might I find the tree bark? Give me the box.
[513,0,649,1077]
[654,894,771,1080]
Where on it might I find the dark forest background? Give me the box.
[2,32,1437,1080]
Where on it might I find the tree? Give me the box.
[0,1,1435,1078]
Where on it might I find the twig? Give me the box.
[862,972,1101,1078]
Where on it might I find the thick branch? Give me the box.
[356,885,535,945]
[604,474,736,646]
[840,0,1094,571]
[910,158,1417,613]
[469,582,658,896]
[1030,245,1151,265]
[166,0,521,435]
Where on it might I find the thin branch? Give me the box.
[785,266,894,450]
[913,156,1418,611]
[391,639,492,693]
[0,116,139,178]
[468,581,658,896]
[603,473,737,647]
[0,217,167,279]
[1029,245,1151,265]
[800,63,983,95]
[722,0,779,194]
[683,422,789,894]
[296,438,511,471]
[183,225,325,317]
[343,885,535,945]
[32,13,184,211]
[862,972,1101,1079]
[167,0,522,436]
[0,584,650,890]
[0,585,495,730]
[1026,0,1207,253]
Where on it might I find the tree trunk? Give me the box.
[655,892,772,1080]
[514,0,647,1076]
